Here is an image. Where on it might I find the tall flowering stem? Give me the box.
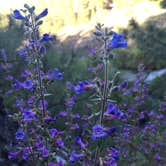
[10,4,63,165]
[93,24,127,165]
[94,26,110,165]
[100,39,109,124]
[30,12,46,120]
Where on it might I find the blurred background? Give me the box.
[0,0,166,99]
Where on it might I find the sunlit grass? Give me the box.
[0,0,165,35]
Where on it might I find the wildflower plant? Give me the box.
[62,23,128,165]
[9,4,63,165]
[9,4,128,164]
[6,3,166,166]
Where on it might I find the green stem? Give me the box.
[30,13,48,166]
[100,39,108,124]
[94,39,109,164]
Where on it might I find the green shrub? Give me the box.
[149,73,166,99]
[113,15,166,70]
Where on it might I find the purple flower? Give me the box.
[104,102,124,119]
[18,49,28,57]
[44,116,52,123]
[69,151,85,162]
[106,126,117,135]
[88,48,96,54]
[15,129,25,140]
[105,102,116,114]
[70,123,79,130]
[59,111,67,117]
[75,136,87,148]
[71,113,80,119]
[22,147,31,159]
[109,147,120,160]
[154,153,161,161]
[118,81,128,90]
[13,10,25,20]
[92,125,107,140]
[88,66,95,73]
[5,75,14,81]
[81,115,89,121]
[41,147,49,158]
[36,8,48,20]
[16,99,24,110]
[104,157,117,166]
[39,33,53,43]
[39,99,48,110]
[22,80,33,90]
[13,80,21,89]
[65,96,76,108]
[48,162,59,166]
[85,103,93,109]
[21,69,32,78]
[22,108,36,122]
[73,81,93,94]
[109,32,127,49]
[0,49,7,60]
[123,90,130,95]
[74,81,86,94]
[35,140,44,149]
[56,137,64,147]
[27,96,35,105]
[39,45,46,55]
[47,68,63,80]
[97,63,103,71]
[48,162,56,166]
[50,128,62,138]
[8,151,19,160]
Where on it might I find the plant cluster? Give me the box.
[0,4,165,166]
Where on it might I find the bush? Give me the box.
[113,16,166,70]
[149,73,166,99]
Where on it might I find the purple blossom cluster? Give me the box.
[0,4,164,166]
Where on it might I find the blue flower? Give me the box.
[39,99,48,110]
[22,108,36,122]
[22,147,31,159]
[47,68,63,80]
[118,81,128,90]
[69,151,85,163]
[104,102,124,119]
[15,129,25,140]
[74,81,86,94]
[73,81,93,94]
[56,137,64,147]
[41,146,49,158]
[106,126,117,135]
[49,128,62,138]
[8,151,19,160]
[13,10,25,20]
[0,49,7,60]
[75,136,87,149]
[22,80,33,90]
[65,96,76,108]
[39,33,53,43]
[92,125,107,140]
[35,140,44,149]
[109,147,120,160]
[13,80,21,89]
[109,32,127,49]
[36,8,48,20]
[18,49,28,57]
[39,46,46,55]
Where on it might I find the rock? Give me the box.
[120,70,137,82]
[145,69,166,82]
